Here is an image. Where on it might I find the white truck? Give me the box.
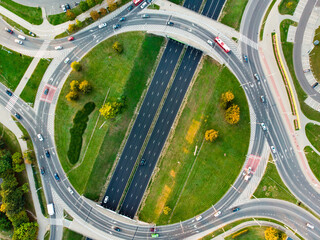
[47,203,55,216]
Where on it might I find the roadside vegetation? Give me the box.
[55,32,164,200]
[62,228,83,240]
[220,0,248,31]
[0,0,42,25]
[225,226,286,240]
[310,26,320,82]
[0,14,35,37]
[305,123,320,152]
[304,146,320,182]
[0,45,33,91]
[260,0,276,41]
[20,58,52,105]
[148,4,160,10]
[280,19,320,122]
[168,0,183,4]
[139,57,250,224]
[278,0,299,15]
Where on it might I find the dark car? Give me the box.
[254,73,260,81]
[40,167,45,175]
[15,113,21,120]
[45,150,50,158]
[113,227,121,232]
[54,173,60,181]
[44,88,49,95]
[66,3,71,9]
[140,158,146,166]
[260,95,265,103]
[6,90,12,96]
[232,207,240,212]
[5,27,13,34]
[128,5,133,11]
[243,55,248,63]
[113,24,121,30]
[150,227,157,232]
[119,17,126,22]
[167,21,174,26]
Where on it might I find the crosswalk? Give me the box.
[5,94,18,112]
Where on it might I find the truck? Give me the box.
[47,203,55,216]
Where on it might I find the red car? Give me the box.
[5,27,13,34]
[68,36,74,41]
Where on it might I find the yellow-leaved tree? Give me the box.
[100,101,124,119]
[225,104,240,124]
[205,129,218,142]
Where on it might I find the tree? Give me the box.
[0,149,12,175]
[1,172,19,191]
[113,41,123,53]
[87,0,96,7]
[70,80,80,92]
[13,222,38,240]
[107,0,117,11]
[220,91,234,109]
[225,104,240,124]
[99,101,124,119]
[1,188,25,215]
[90,10,100,20]
[79,80,92,94]
[100,7,107,15]
[79,1,89,12]
[68,23,76,32]
[163,206,171,215]
[66,10,76,20]
[75,19,83,28]
[265,227,280,240]
[66,91,79,101]
[23,151,34,164]
[20,183,29,194]
[7,211,29,229]
[0,212,12,231]
[71,61,82,72]
[12,152,25,173]
[20,134,29,141]
[205,129,218,142]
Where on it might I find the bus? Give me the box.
[133,0,144,5]
[214,36,231,53]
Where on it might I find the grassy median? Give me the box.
[220,0,249,30]
[310,26,320,82]
[278,0,299,15]
[304,146,320,182]
[139,57,250,224]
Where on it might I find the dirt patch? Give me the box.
[154,185,172,218]
[185,119,201,144]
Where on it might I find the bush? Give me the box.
[71,62,82,72]
[225,104,240,124]
[66,91,79,101]
[70,80,80,92]
[79,80,92,94]
[205,129,218,142]
[90,10,100,20]
[100,7,107,16]
[66,10,76,20]
[67,102,95,164]
[68,23,76,32]
[0,212,12,231]
[113,41,123,53]
[79,1,89,11]
[87,0,96,7]
[99,99,124,119]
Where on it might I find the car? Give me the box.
[207,40,213,46]
[151,233,159,238]
[68,36,74,41]
[15,113,21,120]
[214,211,221,217]
[243,55,248,62]
[140,158,146,166]
[140,2,147,8]
[67,187,74,194]
[306,223,314,229]
[66,3,71,10]
[254,73,260,81]
[195,215,202,221]
[103,196,109,203]
[40,167,45,175]
[260,95,265,103]
[18,35,26,40]
[150,227,157,232]
[54,173,60,181]
[98,23,107,29]
[167,21,174,26]
[147,0,152,3]
[113,227,121,232]
[271,146,276,153]
[44,88,49,95]
[128,5,133,11]
[64,57,70,64]
[244,174,251,181]
[45,150,50,158]
[232,207,240,212]
[113,24,121,29]
[37,134,44,141]
[61,4,67,12]
[119,17,126,22]
[261,122,267,131]
[247,167,251,174]
[6,90,12,96]
[75,2,80,6]
[142,14,150,18]
[55,46,63,50]
[14,39,23,45]
[5,27,13,34]
[29,31,35,37]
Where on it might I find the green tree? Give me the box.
[13,222,38,240]
[71,61,82,72]
[112,41,123,53]
[20,134,29,141]
[1,172,19,191]
[79,80,92,94]
[7,211,29,229]
[79,1,89,11]
[23,151,34,165]
[0,149,12,175]
[70,80,80,92]
[20,183,29,194]
[0,212,12,231]
[68,23,76,33]
[75,19,83,28]
[87,0,96,7]
[99,101,124,119]
[66,91,79,101]
[90,10,100,20]
[66,10,76,20]
[12,152,25,173]
[1,188,25,215]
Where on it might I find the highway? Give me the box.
[1,0,320,239]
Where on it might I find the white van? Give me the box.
[47,203,55,216]
[18,35,26,40]
[306,223,314,229]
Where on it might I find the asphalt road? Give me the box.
[102,39,184,211]
[202,0,226,20]
[183,0,203,12]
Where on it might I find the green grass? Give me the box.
[47,7,82,26]
[304,146,320,182]
[0,122,21,154]
[139,57,250,224]
[169,0,183,5]
[0,14,35,36]
[310,25,320,82]
[20,58,52,105]
[220,0,249,31]
[0,0,42,25]
[225,226,267,240]
[55,32,164,198]
[44,231,50,240]
[62,228,83,240]
[68,102,95,164]
[148,4,160,10]
[0,45,33,91]
[31,164,48,217]
[280,20,320,122]
[305,123,320,152]
[278,0,299,15]
[260,0,276,41]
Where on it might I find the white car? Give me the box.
[271,146,276,153]
[55,46,63,50]
[195,215,202,221]
[140,2,147,8]
[64,57,70,64]
[98,23,107,29]
[14,39,23,45]
[214,211,221,217]
[306,223,314,229]
[103,196,109,203]
[18,35,26,40]
[67,187,74,194]
[37,134,44,141]
[260,123,267,131]
[207,40,213,46]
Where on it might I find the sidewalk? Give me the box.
[0,105,49,239]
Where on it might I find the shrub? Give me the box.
[90,10,100,20]
[67,102,95,164]
[220,90,234,109]
[66,91,79,101]
[68,24,76,32]
[75,19,83,28]
[113,41,123,53]
[225,104,240,124]
[66,10,76,20]
[79,80,92,94]
[70,80,80,92]
[107,0,118,11]
[205,129,218,142]
[99,100,124,119]
[100,7,107,15]
[71,61,82,72]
